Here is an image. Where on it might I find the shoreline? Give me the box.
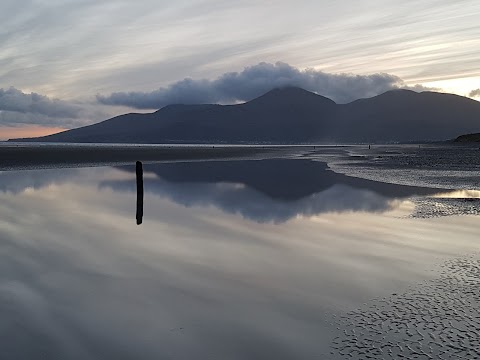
[0,144,316,171]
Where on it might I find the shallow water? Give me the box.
[0,151,479,359]
[318,144,480,189]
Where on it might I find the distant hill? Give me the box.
[454,133,480,142]
[10,87,480,143]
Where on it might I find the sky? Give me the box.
[1,0,479,139]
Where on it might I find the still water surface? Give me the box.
[1,153,479,359]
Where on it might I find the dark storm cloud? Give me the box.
[469,89,480,98]
[97,62,412,109]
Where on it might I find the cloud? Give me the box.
[0,111,78,128]
[0,87,110,128]
[469,89,480,98]
[97,62,419,109]
[1,1,479,101]
[0,87,81,118]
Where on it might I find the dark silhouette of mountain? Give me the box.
[10,87,480,143]
[333,90,480,142]
[453,133,480,142]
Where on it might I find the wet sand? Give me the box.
[1,146,479,359]
[331,255,480,359]
[0,143,313,170]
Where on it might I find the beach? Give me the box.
[0,144,478,359]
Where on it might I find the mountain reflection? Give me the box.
[105,159,440,223]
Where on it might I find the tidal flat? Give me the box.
[0,144,479,359]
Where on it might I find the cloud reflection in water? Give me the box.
[0,162,479,359]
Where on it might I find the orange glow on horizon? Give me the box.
[0,126,67,141]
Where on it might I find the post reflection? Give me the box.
[136,161,144,225]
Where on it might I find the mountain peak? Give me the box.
[247,86,336,106]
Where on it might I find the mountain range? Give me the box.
[10,87,480,143]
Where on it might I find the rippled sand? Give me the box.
[330,256,480,359]
[410,198,480,218]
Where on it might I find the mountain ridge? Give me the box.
[454,133,480,142]
[9,87,480,143]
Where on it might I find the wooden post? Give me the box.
[136,161,144,225]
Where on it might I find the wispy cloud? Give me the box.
[0,0,479,100]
